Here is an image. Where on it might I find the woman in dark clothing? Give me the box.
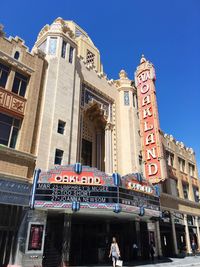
[149,241,155,262]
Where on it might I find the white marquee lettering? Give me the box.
[128,181,153,193]
[82,176,88,183]
[55,176,62,182]
[146,133,155,145]
[143,107,152,118]
[69,176,76,183]
[147,147,157,160]
[148,163,158,176]
[142,95,151,106]
[54,175,101,184]
[94,177,101,184]
[144,121,153,132]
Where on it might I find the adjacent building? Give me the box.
[0,35,45,266]
[0,17,199,267]
[160,133,200,256]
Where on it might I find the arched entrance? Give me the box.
[81,102,107,171]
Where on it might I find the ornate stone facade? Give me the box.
[0,17,199,266]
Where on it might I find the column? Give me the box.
[108,128,113,173]
[170,212,178,255]
[96,131,102,170]
[62,214,72,267]
[66,42,70,61]
[195,216,200,249]
[5,68,15,91]
[135,221,141,257]
[184,214,192,254]
[155,221,162,257]
[105,123,113,174]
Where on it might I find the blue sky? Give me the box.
[1,0,200,172]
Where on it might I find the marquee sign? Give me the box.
[38,165,114,186]
[122,173,155,194]
[135,56,166,184]
[34,165,160,216]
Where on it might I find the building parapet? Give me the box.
[163,132,195,155]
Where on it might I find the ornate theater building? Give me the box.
[0,18,199,267]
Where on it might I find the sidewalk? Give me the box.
[77,256,200,267]
[123,256,200,267]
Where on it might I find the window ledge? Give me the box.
[0,144,36,161]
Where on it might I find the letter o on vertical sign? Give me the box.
[141,84,149,94]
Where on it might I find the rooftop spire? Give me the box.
[140,54,146,64]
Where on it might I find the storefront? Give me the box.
[174,213,186,254]
[0,178,31,267]
[159,211,173,257]
[13,164,160,267]
[187,215,198,246]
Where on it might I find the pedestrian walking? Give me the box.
[109,237,121,267]
[132,243,138,260]
[149,241,155,262]
[191,240,197,256]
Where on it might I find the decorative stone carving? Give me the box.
[0,87,26,117]
[81,84,110,119]
[119,69,127,79]
[135,54,156,86]
[37,17,75,41]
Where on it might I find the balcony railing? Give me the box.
[0,87,26,117]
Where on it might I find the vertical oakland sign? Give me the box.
[135,55,166,184]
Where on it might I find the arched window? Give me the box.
[14,51,20,60]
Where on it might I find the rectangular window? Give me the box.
[0,113,20,148]
[124,91,130,105]
[187,215,194,226]
[69,46,74,63]
[12,72,28,97]
[132,93,135,107]
[48,37,57,55]
[57,120,65,134]
[178,157,185,172]
[81,139,92,166]
[61,40,67,58]
[189,163,195,177]
[166,151,174,167]
[54,149,63,165]
[0,62,9,88]
[182,183,189,199]
[139,154,142,165]
[193,186,199,202]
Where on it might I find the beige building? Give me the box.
[160,133,200,256]
[0,35,45,266]
[0,17,199,267]
[34,17,142,176]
